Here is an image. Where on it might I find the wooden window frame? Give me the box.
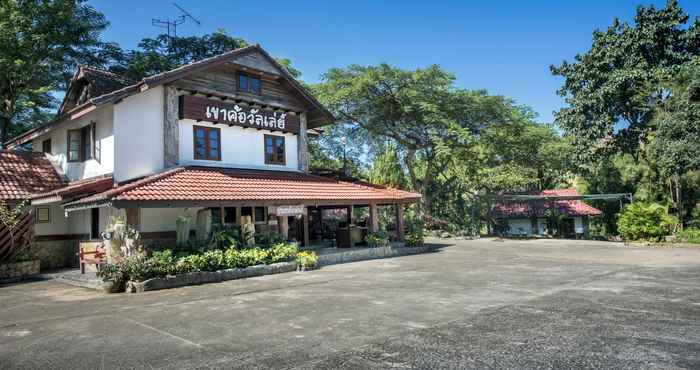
[66,123,96,162]
[254,206,267,224]
[41,138,52,154]
[35,206,51,224]
[193,125,222,161]
[264,134,286,165]
[237,73,261,95]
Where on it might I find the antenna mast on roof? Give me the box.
[152,2,202,37]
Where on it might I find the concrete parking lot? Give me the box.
[1,238,700,369]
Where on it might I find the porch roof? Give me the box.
[63,166,421,210]
[30,174,114,205]
[0,150,64,201]
[492,189,602,219]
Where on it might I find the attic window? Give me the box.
[238,73,261,95]
[67,122,96,162]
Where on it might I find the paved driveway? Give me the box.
[1,238,700,369]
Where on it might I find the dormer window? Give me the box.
[238,73,261,95]
[67,123,96,162]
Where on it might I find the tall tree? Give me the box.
[551,0,700,160]
[314,64,521,219]
[0,0,109,145]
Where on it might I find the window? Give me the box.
[224,207,236,224]
[41,139,51,154]
[264,135,285,165]
[238,73,261,95]
[210,207,222,226]
[35,207,51,224]
[254,206,267,223]
[193,125,221,161]
[67,123,95,162]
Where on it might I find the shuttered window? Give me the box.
[193,125,221,161]
[264,135,285,165]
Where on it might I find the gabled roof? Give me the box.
[64,166,421,211]
[6,44,335,149]
[0,151,64,201]
[58,65,135,115]
[492,189,602,219]
[30,174,114,205]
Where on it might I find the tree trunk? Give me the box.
[0,115,8,149]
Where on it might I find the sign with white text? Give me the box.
[178,95,300,133]
[275,205,306,216]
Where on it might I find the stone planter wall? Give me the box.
[0,259,41,281]
[29,240,79,270]
[125,261,298,293]
[317,243,436,267]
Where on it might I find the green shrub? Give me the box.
[296,251,318,270]
[100,243,299,284]
[617,202,677,241]
[268,243,298,263]
[366,231,390,248]
[236,247,269,267]
[677,228,700,244]
[405,230,424,247]
[257,232,286,247]
[209,227,239,249]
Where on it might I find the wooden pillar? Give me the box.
[278,215,289,240]
[163,86,180,168]
[396,204,405,241]
[369,203,379,233]
[303,209,310,247]
[297,112,309,173]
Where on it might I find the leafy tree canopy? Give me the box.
[551,0,700,159]
[0,0,109,144]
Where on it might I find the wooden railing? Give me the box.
[0,210,35,263]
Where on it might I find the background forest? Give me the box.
[2,0,699,239]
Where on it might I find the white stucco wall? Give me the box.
[32,105,114,182]
[33,205,69,236]
[178,119,299,171]
[506,219,532,236]
[113,86,165,182]
[140,207,202,233]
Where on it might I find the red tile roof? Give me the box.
[0,151,64,201]
[30,174,114,203]
[492,189,602,219]
[65,167,421,208]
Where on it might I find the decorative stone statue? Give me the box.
[241,215,255,246]
[176,213,192,247]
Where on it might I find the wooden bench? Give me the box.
[78,243,106,274]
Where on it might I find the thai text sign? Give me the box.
[178,95,300,133]
[275,205,306,216]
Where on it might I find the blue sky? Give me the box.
[91,0,700,124]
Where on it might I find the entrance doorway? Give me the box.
[90,208,100,239]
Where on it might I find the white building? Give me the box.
[3,45,420,269]
[491,189,601,238]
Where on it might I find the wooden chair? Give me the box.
[78,243,106,274]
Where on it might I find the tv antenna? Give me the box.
[152,3,202,37]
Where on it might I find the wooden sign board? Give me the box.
[274,205,306,216]
[178,95,300,134]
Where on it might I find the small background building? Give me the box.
[492,189,602,238]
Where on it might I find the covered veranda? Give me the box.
[60,166,421,248]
